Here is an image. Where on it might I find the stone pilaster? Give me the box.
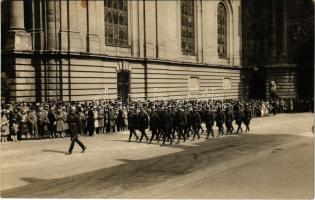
[6,0,32,51]
[87,0,100,53]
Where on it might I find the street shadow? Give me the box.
[42,149,66,154]
[1,133,310,198]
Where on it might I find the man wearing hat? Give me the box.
[243,104,252,132]
[174,106,186,143]
[161,106,173,146]
[65,106,86,155]
[216,106,225,136]
[137,106,149,143]
[225,106,234,135]
[127,105,139,142]
[191,106,201,141]
[148,107,160,143]
[204,105,215,139]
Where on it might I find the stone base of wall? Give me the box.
[3,53,246,102]
[265,64,297,99]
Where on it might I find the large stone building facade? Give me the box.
[1,0,313,103]
[1,0,243,102]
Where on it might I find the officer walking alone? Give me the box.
[65,106,86,155]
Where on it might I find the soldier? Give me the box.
[65,106,86,155]
[244,104,252,132]
[225,106,234,135]
[149,107,160,143]
[127,106,139,142]
[204,105,215,139]
[216,106,225,136]
[137,107,149,143]
[234,104,244,134]
[191,106,201,141]
[183,105,190,138]
[161,107,173,146]
[174,106,186,143]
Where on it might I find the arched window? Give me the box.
[105,0,128,47]
[181,0,195,55]
[217,3,227,59]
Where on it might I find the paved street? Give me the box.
[1,113,314,198]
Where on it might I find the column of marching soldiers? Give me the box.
[1,98,314,145]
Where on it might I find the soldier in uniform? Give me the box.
[225,106,234,135]
[137,107,149,143]
[204,105,215,139]
[149,107,160,143]
[174,106,186,143]
[191,106,201,141]
[127,106,139,142]
[243,104,252,132]
[216,106,225,136]
[161,107,173,146]
[65,106,86,155]
[234,104,244,134]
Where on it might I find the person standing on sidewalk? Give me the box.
[65,107,86,155]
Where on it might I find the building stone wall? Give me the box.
[1,0,244,102]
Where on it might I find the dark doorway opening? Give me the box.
[117,70,130,105]
[249,67,266,99]
[296,40,314,98]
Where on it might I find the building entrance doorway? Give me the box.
[249,67,266,99]
[296,40,314,98]
[117,70,130,104]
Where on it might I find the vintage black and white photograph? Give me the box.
[0,0,314,198]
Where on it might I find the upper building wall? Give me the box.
[1,0,242,67]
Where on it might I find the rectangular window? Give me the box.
[188,76,200,90]
[181,0,195,55]
[105,0,128,47]
[223,78,232,90]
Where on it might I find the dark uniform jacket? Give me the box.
[225,110,234,124]
[137,111,149,130]
[234,109,244,125]
[149,111,160,130]
[67,112,82,136]
[161,111,172,129]
[243,108,252,125]
[215,110,226,126]
[190,110,201,128]
[204,110,215,126]
[174,110,186,129]
[128,111,137,130]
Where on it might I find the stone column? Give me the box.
[68,1,82,51]
[280,0,288,59]
[46,0,57,50]
[87,0,100,53]
[6,0,32,50]
[271,0,277,59]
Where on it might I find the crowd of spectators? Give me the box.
[1,97,313,142]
